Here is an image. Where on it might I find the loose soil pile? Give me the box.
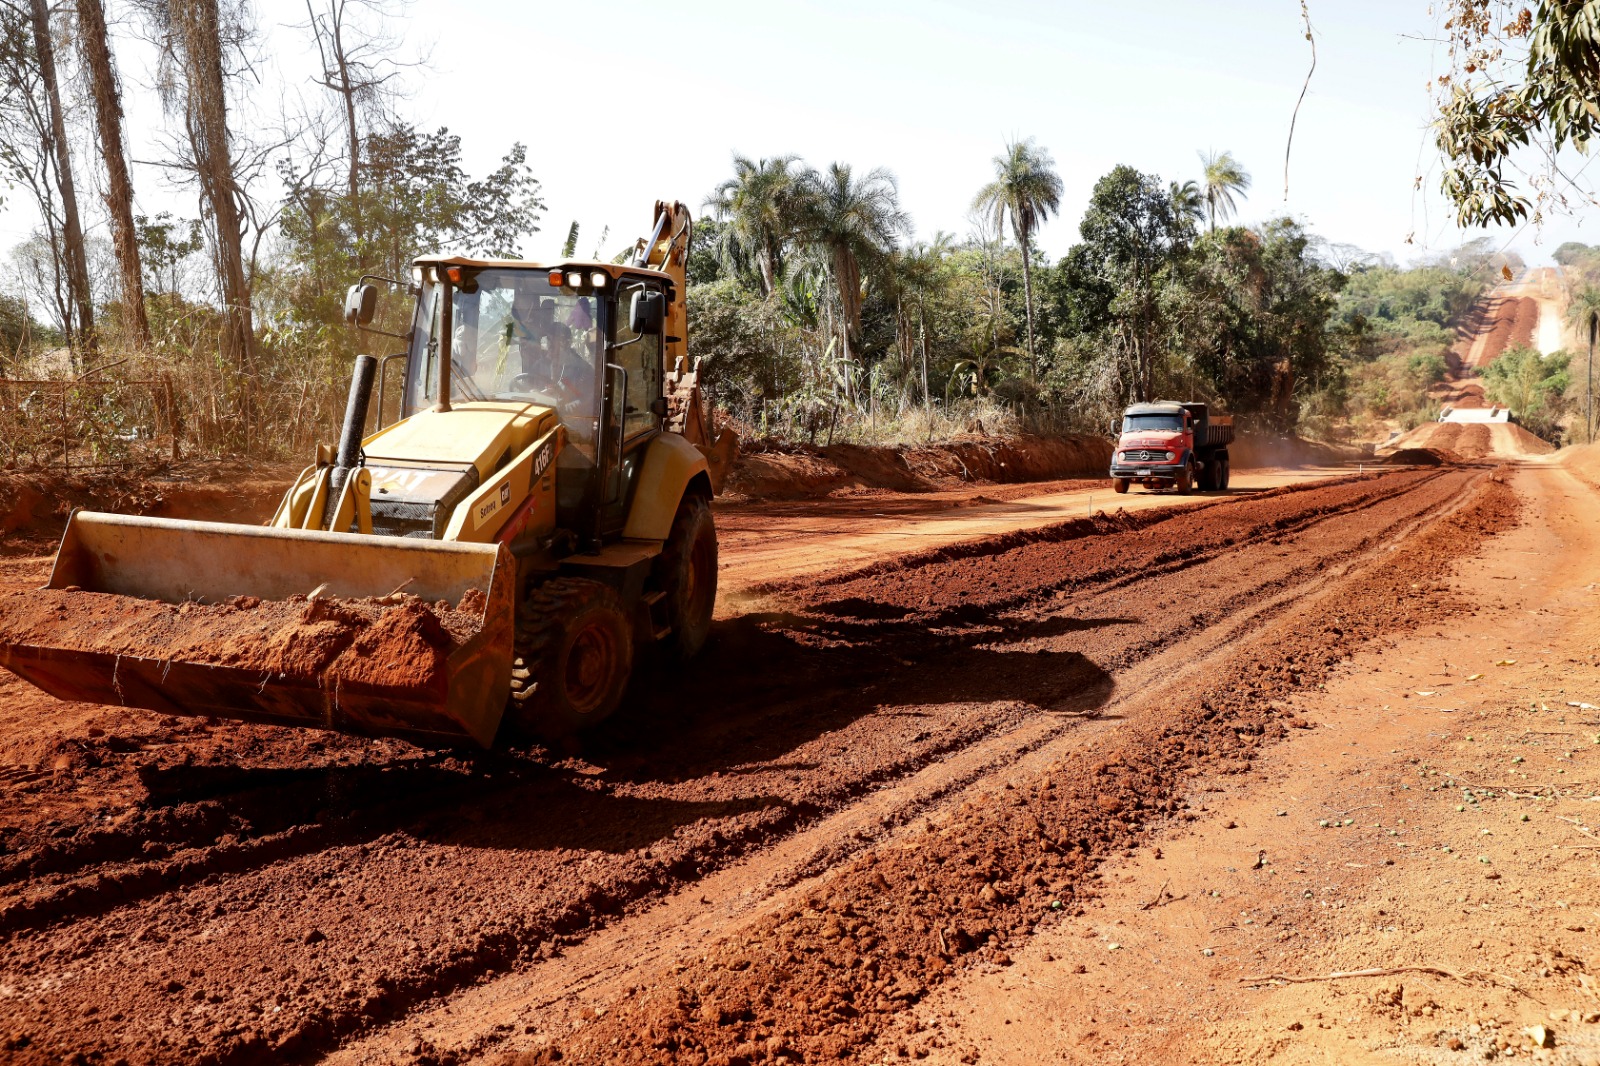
[1383,420,1554,460]
[0,589,483,692]
[1384,446,1451,466]
[727,434,1113,500]
[1562,440,1600,492]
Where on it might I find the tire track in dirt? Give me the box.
[0,468,1491,1065]
[327,467,1491,1065]
[544,472,1521,1066]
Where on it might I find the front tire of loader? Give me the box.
[655,494,717,661]
[506,577,634,743]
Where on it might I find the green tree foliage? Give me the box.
[704,155,802,298]
[1198,149,1251,232]
[1066,165,1193,402]
[1171,220,1344,429]
[1335,264,1482,331]
[973,138,1063,382]
[685,279,799,405]
[1434,0,1600,226]
[272,123,544,338]
[790,163,909,377]
[1482,344,1570,436]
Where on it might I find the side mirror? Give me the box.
[630,290,665,335]
[1111,420,1121,437]
[650,396,669,418]
[345,283,378,326]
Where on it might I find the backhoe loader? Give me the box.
[0,202,738,746]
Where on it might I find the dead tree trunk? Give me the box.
[29,0,95,363]
[169,0,255,380]
[77,0,150,349]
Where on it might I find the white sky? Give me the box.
[7,0,1598,275]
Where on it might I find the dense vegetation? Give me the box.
[0,0,1566,466]
[687,155,1512,444]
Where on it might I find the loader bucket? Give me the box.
[0,512,517,747]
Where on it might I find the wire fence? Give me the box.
[0,377,183,472]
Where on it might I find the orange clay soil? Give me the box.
[0,590,483,692]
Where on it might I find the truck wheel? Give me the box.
[1175,464,1193,494]
[1220,457,1231,490]
[1112,477,1129,494]
[654,494,717,661]
[505,577,635,743]
[1196,459,1215,492]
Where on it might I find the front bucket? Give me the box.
[0,512,516,746]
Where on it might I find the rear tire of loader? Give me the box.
[506,577,634,743]
[654,494,717,661]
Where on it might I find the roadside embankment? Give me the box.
[725,434,1114,500]
[0,464,292,551]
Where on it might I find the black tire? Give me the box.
[1175,462,1193,494]
[654,494,717,661]
[1196,458,1216,492]
[1111,477,1129,495]
[505,577,634,742]
[1220,456,1231,490]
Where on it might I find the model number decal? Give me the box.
[532,436,556,480]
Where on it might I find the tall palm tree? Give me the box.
[704,154,800,298]
[973,138,1062,383]
[792,162,909,375]
[1569,284,1600,441]
[890,232,955,409]
[1169,179,1206,229]
[1199,149,1251,232]
[1566,283,1600,338]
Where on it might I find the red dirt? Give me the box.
[727,434,1113,500]
[1450,422,1493,459]
[0,589,480,690]
[545,474,1524,1065]
[0,462,296,552]
[0,462,1515,1066]
[1383,446,1451,466]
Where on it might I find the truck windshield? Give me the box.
[1123,414,1184,433]
[410,268,601,451]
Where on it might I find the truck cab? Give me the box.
[1109,401,1232,494]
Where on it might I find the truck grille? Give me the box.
[1121,449,1172,463]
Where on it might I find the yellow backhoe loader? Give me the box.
[0,202,738,746]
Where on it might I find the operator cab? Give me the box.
[401,259,670,542]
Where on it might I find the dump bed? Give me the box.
[1197,418,1235,449]
[1175,403,1234,450]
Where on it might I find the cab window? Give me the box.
[611,282,663,440]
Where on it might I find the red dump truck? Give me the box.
[1108,401,1234,494]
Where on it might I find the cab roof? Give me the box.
[412,254,671,284]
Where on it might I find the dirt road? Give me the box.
[715,465,1357,596]
[0,450,1549,1066]
[1432,267,1567,413]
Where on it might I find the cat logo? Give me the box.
[474,481,512,530]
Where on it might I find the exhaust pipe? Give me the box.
[323,354,378,529]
